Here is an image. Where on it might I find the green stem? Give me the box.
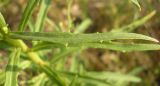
[27,52,48,66]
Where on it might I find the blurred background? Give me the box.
[0,0,160,86]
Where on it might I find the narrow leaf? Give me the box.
[27,73,47,86]
[18,0,40,31]
[32,42,65,51]
[112,11,156,32]
[131,0,141,11]
[86,72,141,83]
[76,42,160,52]
[74,18,92,34]
[0,71,5,85]
[35,0,51,32]
[4,48,21,86]
[9,32,159,44]
[51,47,79,63]
[59,71,140,85]
[41,65,67,86]
[0,13,8,35]
[0,12,7,28]
[69,75,78,86]
[31,42,160,52]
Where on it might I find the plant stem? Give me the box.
[5,37,48,66]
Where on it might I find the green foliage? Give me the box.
[0,0,159,86]
[9,32,158,44]
[4,48,21,86]
[35,0,51,32]
[8,32,160,52]
[0,13,7,28]
[40,65,67,86]
[112,11,156,32]
[18,0,40,31]
[59,71,141,86]
[131,0,141,11]
[0,71,5,85]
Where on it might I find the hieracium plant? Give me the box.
[0,0,159,86]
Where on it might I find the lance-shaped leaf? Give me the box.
[32,42,160,52]
[8,32,158,44]
[8,32,160,52]
[4,48,21,86]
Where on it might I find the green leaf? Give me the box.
[0,40,13,49]
[74,18,92,34]
[131,0,141,11]
[28,42,160,51]
[18,0,40,31]
[60,71,140,86]
[30,42,160,52]
[35,0,51,32]
[40,65,67,86]
[0,13,8,35]
[112,11,156,32]
[0,12,7,28]
[8,32,160,52]
[27,73,47,86]
[19,60,32,70]
[86,72,141,83]
[0,71,5,85]
[28,18,35,32]
[69,75,78,86]
[60,71,111,85]
[67,0,74,31]
[4,48,21,86]
[9,32,158,44]
[51,47,79,63]
[32,42,160,52]
[32,42,65,51]
[79,42,160,52]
